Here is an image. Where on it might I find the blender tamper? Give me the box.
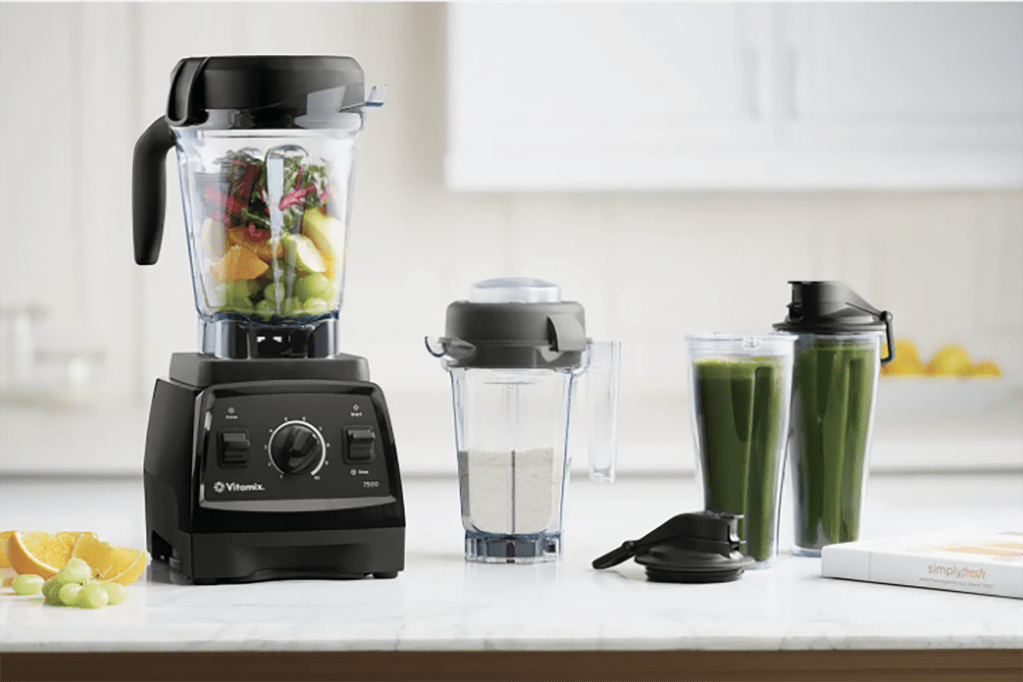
[593,510,754,583]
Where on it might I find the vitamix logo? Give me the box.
[212,480,265,494]
[928,564,987,581]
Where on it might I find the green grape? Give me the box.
[58,583,84,606]
[295,273,333,302]
[263,282,284,304]
[56,558,91,585]
[78,583,109,609]
[281,297,303,317]
[41,577,61,600]
[303,298,330,315]
[100,582,129,606]
[12,574,44,596]
[228,297,255,315]
[254,299,277,320]
[225,281,252,302]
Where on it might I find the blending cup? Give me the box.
[773,281,894,556]
[685,333,795,565]
[427,278,620,563]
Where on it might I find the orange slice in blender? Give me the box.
[211,245,270,281]
[228,226,282,262]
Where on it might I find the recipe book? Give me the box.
[821,530,1023,599]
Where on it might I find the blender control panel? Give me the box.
[198,390,393,509]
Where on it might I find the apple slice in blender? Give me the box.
[281,234,326,274]
[295,273,334,302]
[302,208,344,259]
[200,218,227,259]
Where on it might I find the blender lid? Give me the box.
[434,277,588,370]
[167,55,369,127]
[593,511,754,583]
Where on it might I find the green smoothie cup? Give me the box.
[773,282,894,557]
[685,334,795,566]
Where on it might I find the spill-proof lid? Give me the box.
[434,277,587,369]
[773,281,895,363]
[593,511,754,583]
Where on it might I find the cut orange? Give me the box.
[6,531,81,579]
[100,546,147,586]
[211,245,269,281]
[0,530,12,568]
[71,534,116,580]
[228,227,282,262]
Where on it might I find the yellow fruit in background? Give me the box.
[884,339,926,376]
[926,344,972,376]
[960,360,1002,378]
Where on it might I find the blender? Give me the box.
[133,56,404,583]
[427,278,620,563]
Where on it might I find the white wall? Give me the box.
[1,3,1021,475]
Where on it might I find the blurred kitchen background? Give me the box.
[1,2,1021,476]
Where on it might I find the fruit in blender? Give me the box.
[211,245,270,281]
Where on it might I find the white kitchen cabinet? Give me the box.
[445,2,1023,190]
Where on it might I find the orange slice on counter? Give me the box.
[70,534,116,580]
[100,546,147,586]
[0,530,12,568]
[211,245,270,281]
[6,531,82,579]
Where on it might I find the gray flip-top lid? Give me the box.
[437,278,588,369]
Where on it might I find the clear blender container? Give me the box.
[133,56,383,358]
[427,278,621,563]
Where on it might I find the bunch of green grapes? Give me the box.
[12,558,128,609]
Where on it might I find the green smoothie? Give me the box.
[693,358,785,562]
[789,336,878,551]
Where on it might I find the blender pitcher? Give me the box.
[427,278,621,563]
[133,56,384,358]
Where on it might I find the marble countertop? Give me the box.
[0,473,1020,653]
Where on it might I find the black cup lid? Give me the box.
[167,55,368,127]
[431,278,588,370]
[773,281,895,363]
[592,511,755,584]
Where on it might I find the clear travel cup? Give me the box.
[686,333,795,566]
[773,281,895,556]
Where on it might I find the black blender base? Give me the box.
[150,527,405,585]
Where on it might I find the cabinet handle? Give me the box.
[786,47,806,118]
[745,47,766,120]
